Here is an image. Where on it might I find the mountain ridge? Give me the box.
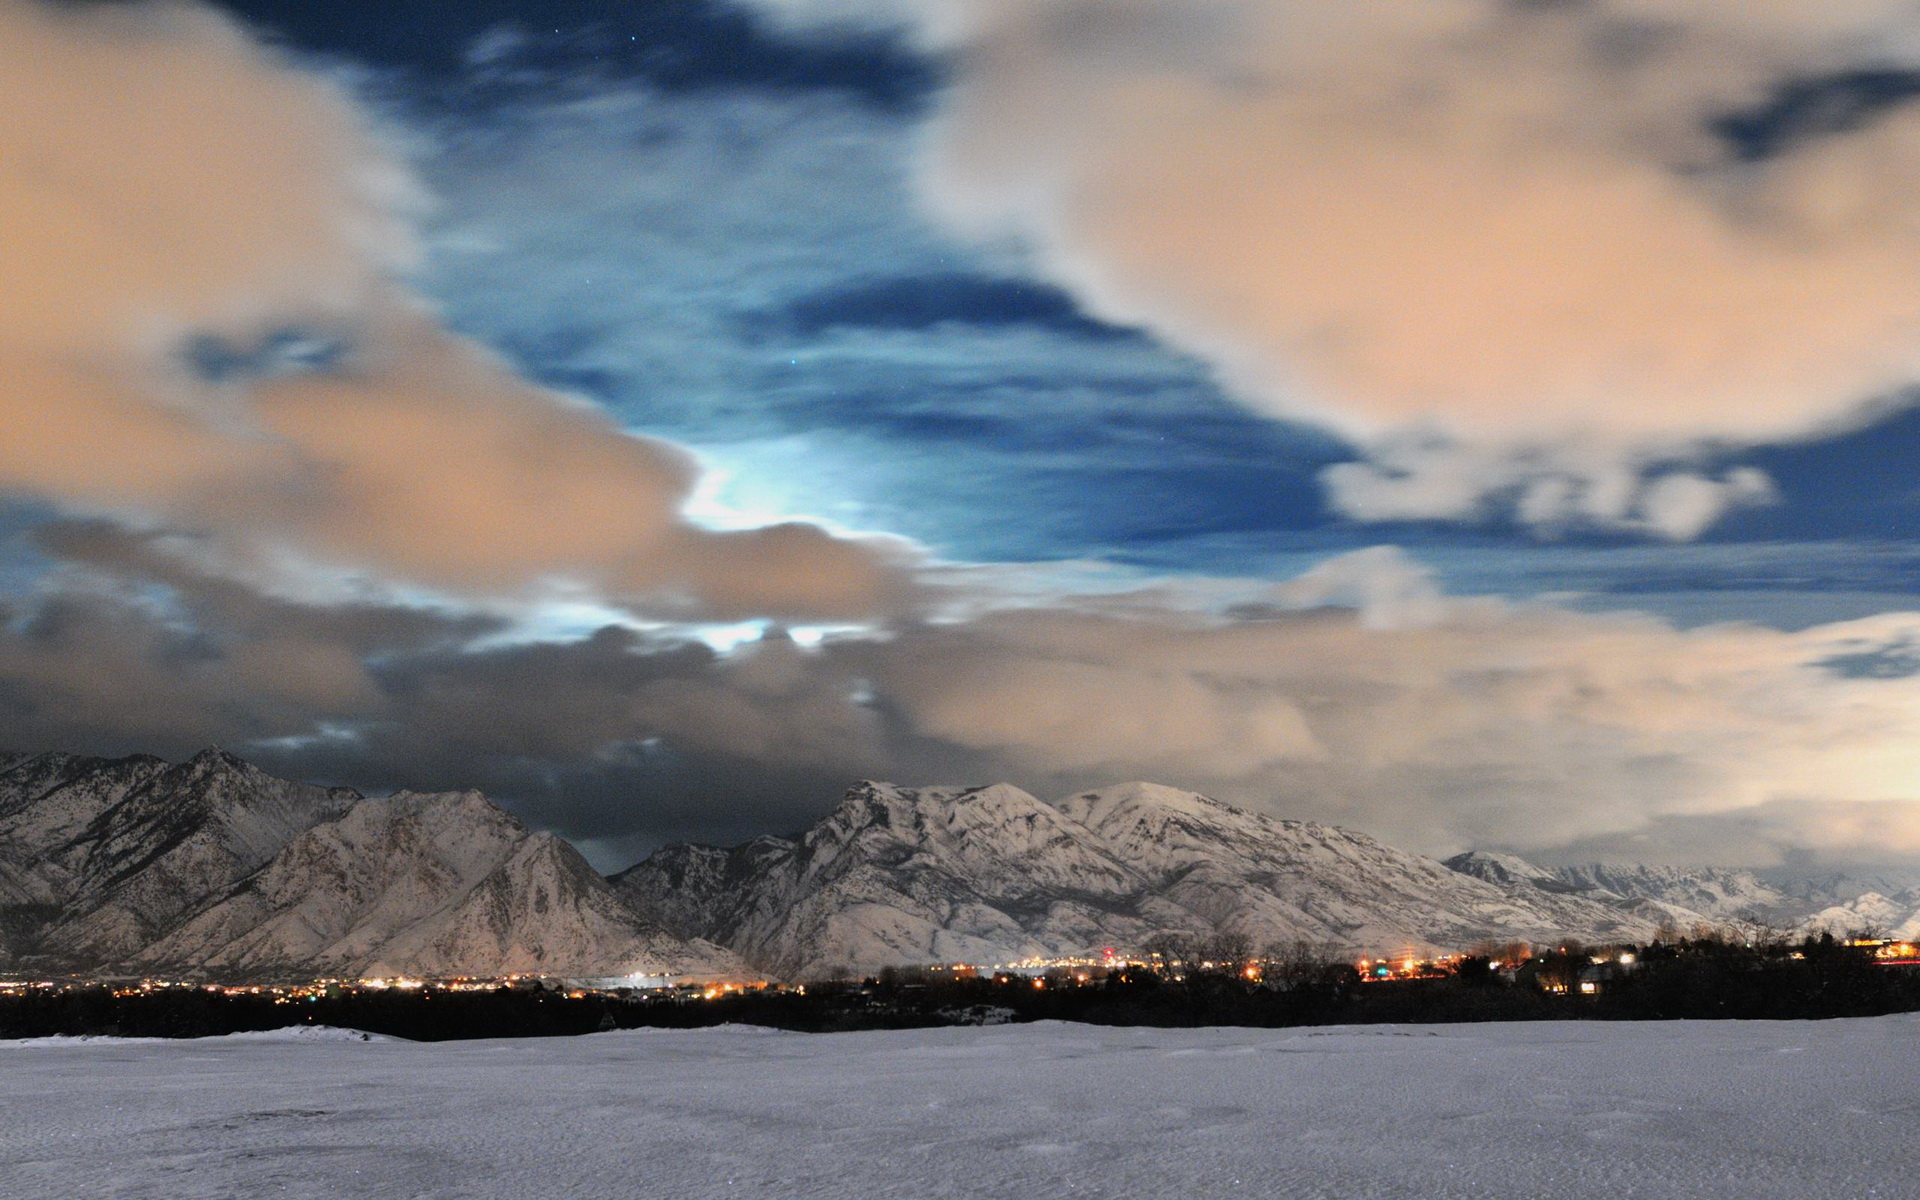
[0,751,738,981]
[615,780,1730,979]
[5,751,1912,983]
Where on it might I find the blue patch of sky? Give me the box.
[1718,405,1920,544]
[1712,68,1920,163]
[217,0,934,111]
[390,60,1361,562]
[0,506,58,604]
[183,327,351,384]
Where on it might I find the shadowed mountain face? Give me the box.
[613,781,1710,980]
[0,750,737,981]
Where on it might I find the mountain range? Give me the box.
[3,750,1914,982]
[613,780,1918,979]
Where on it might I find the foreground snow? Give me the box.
[3,1017,1915,1199]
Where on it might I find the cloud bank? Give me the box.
[749,0,1920,535]
[16,526,1920,869]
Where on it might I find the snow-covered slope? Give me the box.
[140,792,741,980]
[10,1018,1918,1200]
[617,781,1679,979]
[1444,853,1849,930]
[0,750,734,981]
[0,749,361,964]
[1547,864,1788,921]
[617,782,1160,980]
[14,748,1914,983]
[0,751,179,910]
[1443,851,1560,890]
[1795,889,1920,940]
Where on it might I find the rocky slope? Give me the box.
[137,791,739,980]
[0,749,361,963]
[614,781,1681,979]
[0,750,737,981]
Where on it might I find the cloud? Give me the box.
[0,0,905,620]
[746,0,1920,535]
[399,559,1920,868]
[840,589,1920,861]
[10,519,1920,868]
[1322,439,1778,540]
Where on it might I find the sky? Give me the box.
[9,0,1920,873]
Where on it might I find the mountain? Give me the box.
[0,750,738,981]
[1441,853,1901,932]
[614,781,1679,980]
[137,791,739,979]
[1760,869,1920,913]
[1443,851,1562,891]
[1546,864,1790,922]
[1,749,362,963]
[12,749,1913,984]
[617,783,1159,980]
[1795,890,1920,941]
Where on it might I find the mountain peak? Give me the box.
[1069,781,1234,816]
[621,775,1705,978]
[186,746,254,775]
[1445,851,1554,888]
[956,781,1046,807]
[1054,783,1251,846]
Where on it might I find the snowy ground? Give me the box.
[3,1017,1917,1199]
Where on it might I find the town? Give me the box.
[5,930,1918,1042]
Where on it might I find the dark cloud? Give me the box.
[30,521,503,654]
[260,629,872,860]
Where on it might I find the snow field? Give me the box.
[2,1016,1916,1199]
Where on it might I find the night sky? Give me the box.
[9,0,1920,872]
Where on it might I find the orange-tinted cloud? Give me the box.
[0,0,907,619]
[754,0,1920,535]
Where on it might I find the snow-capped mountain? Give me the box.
[1,749,361,963]
[1442,851,1562,891]
[1440,852,1885,931]
[1795,890,1920,941]
[11,749,1915,984]
[1547,863,1790,921]
[614,781,1681,980]
[0,750,736,981]
[138,791,740,979]
[1760,869,1920,913]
